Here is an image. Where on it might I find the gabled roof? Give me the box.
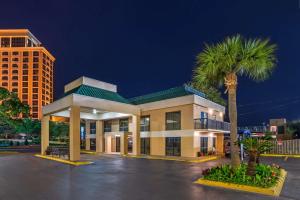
[128,85,205,105]
[64,84,130,104]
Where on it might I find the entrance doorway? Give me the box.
[116,136,120,152]
[200,137,208,154]
[128,135,133,153]
[141,138,150,155]
[165,137,181,156]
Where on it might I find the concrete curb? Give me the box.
[34,154,93,166]
[194,169,287,196]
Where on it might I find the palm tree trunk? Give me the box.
[226,73,241,169]
[247,150,257,176]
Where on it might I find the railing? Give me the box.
[194,118,230,131]
[238,126,268,133]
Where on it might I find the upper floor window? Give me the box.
[11,37,26,47]
[119,118,129,132]
[166,111,181,130]
[200,112,208,119]
[140,116,150,132]
[1,37,10,47]
[23,51,29,56]
[104,121,112,132]
[2,52,8,56]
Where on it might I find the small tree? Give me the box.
[240,136,273,176]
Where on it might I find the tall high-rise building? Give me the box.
[0,29,55,119]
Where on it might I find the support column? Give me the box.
[132,115,141,156]
[96,120,104,153]
[85,120,91,151]
[121,133,128,155]
[41,115,50,155]
[69,105,81,161]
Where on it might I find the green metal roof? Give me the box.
[128,85,206,105]
[64,84,130,104]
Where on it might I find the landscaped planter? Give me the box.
[194,165,287,196]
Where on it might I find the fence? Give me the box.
[266,139,300,155]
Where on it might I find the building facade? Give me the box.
[41,77,229,161]
[0,29,55,119]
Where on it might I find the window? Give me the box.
[104,121,112,132]
[2,52,8,56]
[11,37,25,47]
[12,57,19,62]
[23,82,28,87]
[200,137,208,154]
[32,94,38,99]
[32,88,38,93]
[165,111,181,130]
[23,51,29,56]
[22,88,28,93]
[32,107,38,112]
[12,76,18,81]
[12,51,19,56]
[2,58,8,62]
[23,64,28,69]
[33,76,38,81]
[1,37,10,47]
[33,51,39,56]
[22,94,28,99]
[140,116,150,131]
[2,76,8,80]
[2,82,8,87]
[32,101,38,105]
[32,113,38,118]
[33,82,38,87]
[33,57,39,62]
[12,64,18,68]
[212,137,216,149]
[12,70,18,74]
[23,76,28,81]
[119,118,129,132]
[33,70,38,75]
[12,82,18,87]
[12,88,18,93]
[2,64,8,68]
[2,70,8,74]
[23,70,28,75]
[33,63,39,68]
[23,58,29,62]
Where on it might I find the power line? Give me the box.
[239,99,300,116]
[238,96,300,108]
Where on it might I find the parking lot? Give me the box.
[0,154,299,200]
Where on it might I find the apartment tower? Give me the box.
[0,29,55,119]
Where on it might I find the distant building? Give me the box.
[0,29,55,119]
[270,118,287,137]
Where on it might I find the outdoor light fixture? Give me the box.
[93,109,97,114]
[208,108,213,115]
[219,112,223,117]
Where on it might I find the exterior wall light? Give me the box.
[93,109,97,114]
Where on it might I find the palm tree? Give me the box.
[193,35,277,169]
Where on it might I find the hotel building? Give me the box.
[41,77,229,161]
[0,29,55,119]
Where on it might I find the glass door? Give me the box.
[165,137,181,156]
[200,137,208,154]
[141,138,150,155]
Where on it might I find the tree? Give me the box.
[193,35,277,169]
[15,118,41,138]
[0,87,30,137]
[240,136,273,176]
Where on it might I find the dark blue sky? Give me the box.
[1,0,300,125]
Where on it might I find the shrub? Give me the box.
[24,139,29,145]
[202,163,281,188]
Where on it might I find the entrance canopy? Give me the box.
[41,77,141,161]
[43,76,140,119]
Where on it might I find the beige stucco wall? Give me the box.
[141,104,194,131]
[150,137,165,156]
[181,136,195,157]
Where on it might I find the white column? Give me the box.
[41,115,50,155]
[121,133,128,155]
[132,115,141,156]
[96,120,104,153]
[69,105,81,161]
[85,120,91,151]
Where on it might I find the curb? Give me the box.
[34,154,93,166]
[194,169,287,196]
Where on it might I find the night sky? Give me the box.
[1,0,300,126]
